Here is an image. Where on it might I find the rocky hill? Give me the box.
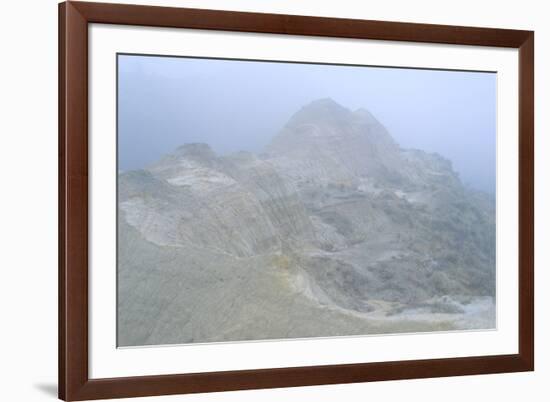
[118,98,496,346]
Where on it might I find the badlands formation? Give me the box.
[118,99,495,346]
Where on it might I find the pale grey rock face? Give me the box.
[267,99,406,187]
[117,98,496,347]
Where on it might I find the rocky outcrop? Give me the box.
[118,98,496,346]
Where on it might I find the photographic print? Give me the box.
[117,54,496,347]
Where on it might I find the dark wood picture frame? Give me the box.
[59,1,534,400]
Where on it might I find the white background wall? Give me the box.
[0,0,546,401]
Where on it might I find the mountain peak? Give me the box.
[286,98,351,127]
[150,143,218,172]
[305,97,344,109]
[266,98,405,183]
[174,143,217,160]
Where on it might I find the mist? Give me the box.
[118,54,496,193]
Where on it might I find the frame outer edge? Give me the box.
[71,1,531,48]
[58,2,67,400]
[518,32,535,370]
[59,1,90,401]
[58,1,535,400]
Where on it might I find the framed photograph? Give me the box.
[59,1,534,400]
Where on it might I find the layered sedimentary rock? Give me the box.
[118,98,496,346]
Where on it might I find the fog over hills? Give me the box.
[118,99,496,346]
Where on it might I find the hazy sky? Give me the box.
[118,54,496,193]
